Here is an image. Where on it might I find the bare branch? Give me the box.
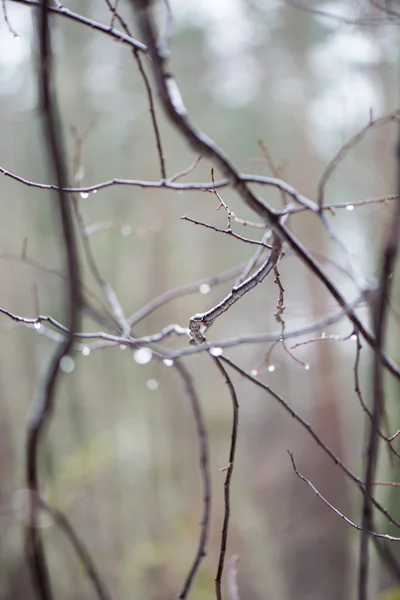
[288,451,400,542]
[189,236,282,344]
[11,0,146,51]
[213,358,239,600]
[173,361,211,599]
[26,2,82,597]
[220,357,400,531]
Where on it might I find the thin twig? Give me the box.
[2,0,19,36]
[103,0,167,179]
[288,451,400,542]
[181,215,273,249]
[173,360,211,600]
[11,0,146,51]
[318,111,400,210]
[213,358,239,600]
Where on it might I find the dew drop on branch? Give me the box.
[346,204,354,211]
[304,364,310,371]
[81,346,91,356]
[209,346,223,357]
[34,320,42,330]
[60,356,75,373]
[134,347,152,364]
[350,334,357,341]
[163,358,174,367]
[80,191,89,199]
[199,283,211,295]
[250,369,258,377]
[267,365,275,372]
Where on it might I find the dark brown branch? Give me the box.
[358,135,400,600]
[26,3,82,598]
[213,358,239,600]
[173,360,211,599]
[2,0,19,36]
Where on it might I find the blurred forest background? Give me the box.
[0,1,400,599]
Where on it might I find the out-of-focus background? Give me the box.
[0,1,400,599]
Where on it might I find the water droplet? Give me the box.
[60,356,75,373]
[134,347,152,365]
[81,346,91,356]
[346,204,354,211]
[199,283,211,295]
[209,346,223,357]
[163,358,174,367]
[14,36,20,43]
[250,369,258,376]
[267,365,276,372]
[147,378,159,391]
[121,225,131,236]
[119,344,127,350]
[34,320,42,330]
[304,364,310,371]
[321,332,326,339]
[350,334,357,341]
[80,191,89,199]
[92,189,98,194]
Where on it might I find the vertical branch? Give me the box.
[213,357,239,600]
[358,127,400,599]
[26,2,81,598]
[173,360,211,599]
[103,0,167,179]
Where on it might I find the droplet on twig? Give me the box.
[267,365,275,372]
[250,369,258,377]
[346,204,354,211]
[350,334,357,341]
[209,346,223,357]
[304,364,310,371]
[81,346,91,356]
[80,191,89,199]
[134,347,152,365]
[163,358,174,367]
[60,356,75,373]
[199,283,211,295]
[34,320,42,330]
